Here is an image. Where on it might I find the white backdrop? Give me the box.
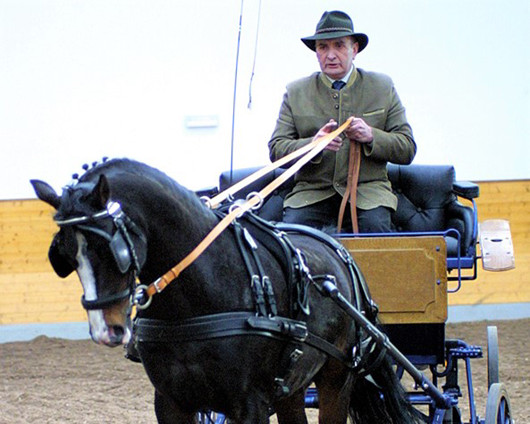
[1,0,529,200]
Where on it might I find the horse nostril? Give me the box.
[109,325,125,343]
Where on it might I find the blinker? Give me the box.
[110,231,132,273]
[48,232,76,278]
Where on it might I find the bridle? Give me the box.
[55,201,146,310]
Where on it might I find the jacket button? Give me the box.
[334,104,339,109]
[333,94,338,99]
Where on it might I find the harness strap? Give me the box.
[81,287,132,310]
[139,119,353,304]
[243,227,278,316]
[236,212,299,318]
[233,223,269,317]
[337,141,361,233]
[135,312,352,368]
[274,222,378,320]
[208,117,351,209]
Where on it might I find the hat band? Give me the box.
[316,27,352,34]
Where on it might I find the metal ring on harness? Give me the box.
[200,196,212,209]
[228,202,246,218]
[134,284,152,310]
[245,191,264,211]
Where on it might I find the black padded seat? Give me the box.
[387,164,477,257]
[218,163,478,260]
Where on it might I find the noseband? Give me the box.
[55,201,146,310]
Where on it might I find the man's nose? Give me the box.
[327,49,338,59]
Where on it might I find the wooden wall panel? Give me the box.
[449,180,530,306]
[0,200,85,324]
[0,179,528,325]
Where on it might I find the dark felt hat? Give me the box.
[301,11,368,52]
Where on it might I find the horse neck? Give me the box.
[135,186,216,271]
[127,181,250,316]
[151,223,261,322]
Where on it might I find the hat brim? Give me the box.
[301,32,368,53]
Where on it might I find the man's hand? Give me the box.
[313,119,344,152]
[345,116,373,144]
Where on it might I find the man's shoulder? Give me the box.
[286,72,321,91]
[356,68,394,87]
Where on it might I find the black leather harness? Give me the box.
[134,210,380,391]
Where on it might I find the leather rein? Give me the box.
[136,118,359,308]
[54,119,360,311]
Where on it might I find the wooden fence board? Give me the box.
[0,180,528,325]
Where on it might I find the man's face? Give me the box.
[316,36,358,80]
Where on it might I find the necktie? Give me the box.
[332,80,346,90]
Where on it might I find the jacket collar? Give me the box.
[320,65,358,89]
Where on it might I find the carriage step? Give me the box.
[448,345,483,359]
[479,219,515,271]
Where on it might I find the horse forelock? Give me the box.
[55,182,98,221]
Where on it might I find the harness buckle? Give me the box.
[153,278,165,293]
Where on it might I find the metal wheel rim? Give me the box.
[485,382,512,424]
[487,326,500,389]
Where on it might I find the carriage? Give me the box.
[195,161,515,424]
[31,148,515,423]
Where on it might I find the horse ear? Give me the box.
[30,180,61,209]
[90,174,111,209]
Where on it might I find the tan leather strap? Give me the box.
[337,141,361,233]
[209,136,321,209]
[144,118,353,300]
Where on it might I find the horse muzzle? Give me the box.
[87,307,132,347]
[89,316,132,347]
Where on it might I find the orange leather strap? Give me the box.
[144,118,353,300]
[209,136,323,208]
[337,141,361,233]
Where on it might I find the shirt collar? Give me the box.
[325,65,355,85]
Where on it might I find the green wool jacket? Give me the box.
[268,66,416,211]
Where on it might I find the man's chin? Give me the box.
[324,68,346,80]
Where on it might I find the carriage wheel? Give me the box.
[485,383,512,424]
[197,411,227,423]
[487,326,500,389]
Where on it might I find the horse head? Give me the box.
[31,170,147,347]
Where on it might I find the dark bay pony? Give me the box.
[31,158,420,424]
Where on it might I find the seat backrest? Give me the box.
[219,164,475,257]
[387,164,457,232]
[387,164,475,257]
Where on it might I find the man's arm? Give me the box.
[360,86,416,165]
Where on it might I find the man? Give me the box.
[268,10,416,233]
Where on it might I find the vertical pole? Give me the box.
[229,0,244,186]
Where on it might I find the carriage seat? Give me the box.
[217,164,479,265]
